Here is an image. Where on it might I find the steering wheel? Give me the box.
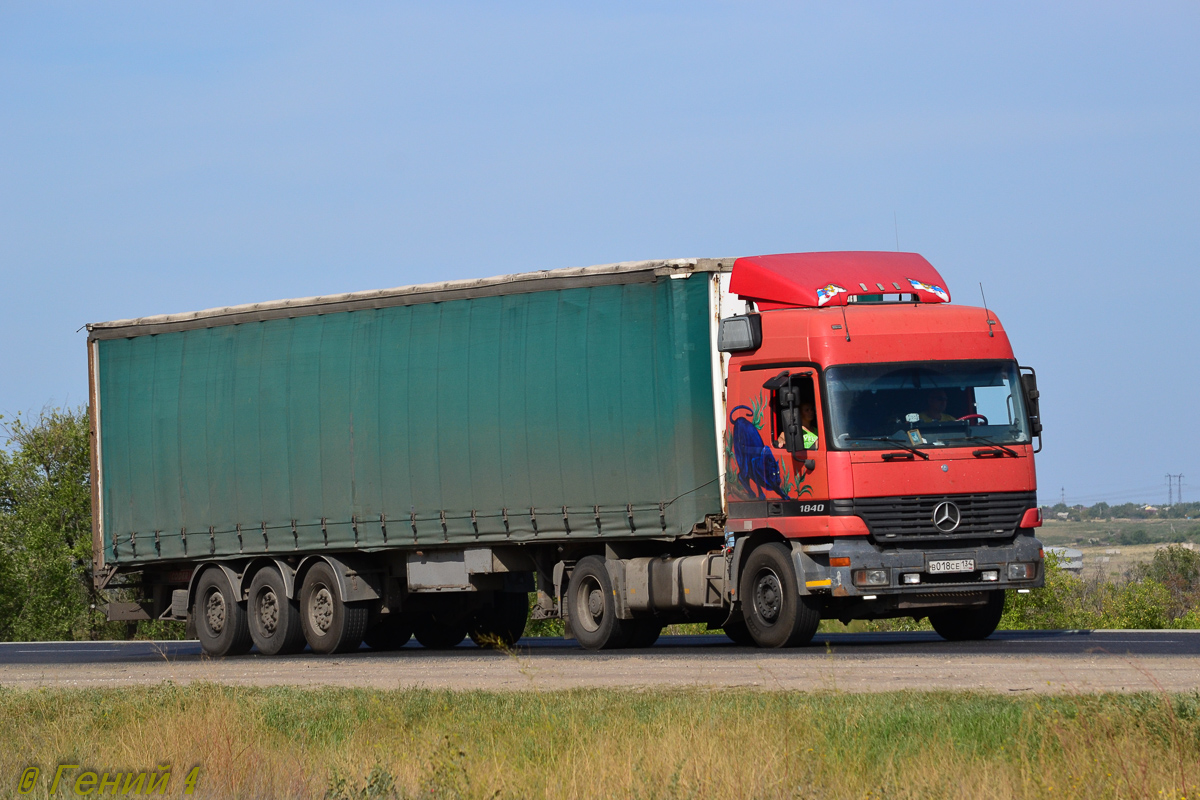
[956,414,988,426]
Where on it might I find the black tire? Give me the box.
[247,566,306,655]
[721,617,755,646]
[414,616,468,649]
[929,591,1006,641]
[624,620,662,649]
[194,568,253,657]
[299,561,369,654]
[567,556,628,650]
[469,591,530,649]
[363,614,413,651]
[739,542,820,648]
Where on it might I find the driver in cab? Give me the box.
[919,389,956,423]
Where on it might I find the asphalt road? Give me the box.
[2,629,1199,665]
[2,631,1196,693]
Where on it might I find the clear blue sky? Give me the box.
[2,3,1197,506]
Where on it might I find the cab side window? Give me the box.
[770,374,819,451]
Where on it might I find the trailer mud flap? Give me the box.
[105,602,151,621]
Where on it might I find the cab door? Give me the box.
[725,366,827,513]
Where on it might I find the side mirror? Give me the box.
[1019,367,1043,437]
[717,315,762,353]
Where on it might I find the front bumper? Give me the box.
[792,533,1044,608]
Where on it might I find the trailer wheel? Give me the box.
[363,614,413,651]
[299,561,369,654]
[469,591,529,649]
[739,543,820,648]
[247,566,306,655]
[568,556,627,650]
[194,569,253,657]
[929,590,1006,641]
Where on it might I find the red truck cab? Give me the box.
[719,252,1044,642]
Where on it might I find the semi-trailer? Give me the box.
[87,251,1045,656]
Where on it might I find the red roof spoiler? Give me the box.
[729,251,951,310]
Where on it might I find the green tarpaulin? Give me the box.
[96,277,721,564]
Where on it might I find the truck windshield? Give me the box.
[825,360,1031,450]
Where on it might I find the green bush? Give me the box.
[1002,547,1200,630]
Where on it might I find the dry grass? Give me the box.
[1,685,1198,799]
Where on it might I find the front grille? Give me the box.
[831,491,1036,543]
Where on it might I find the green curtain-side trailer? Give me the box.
[87,260,733,574]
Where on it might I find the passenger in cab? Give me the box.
[777,402,819,449]
[799,402,819,449]
[919,389,956,423]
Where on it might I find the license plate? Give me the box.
[927,559,975,574]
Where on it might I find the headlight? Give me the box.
[852,568,889,587]
[1008,563,1035,580]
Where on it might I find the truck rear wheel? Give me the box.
[624,620,662,649]
[414,617,468,649]
[739,543,820,648]
[194,568,253,657]
[247,566,306,655]
[469,591,529,649]
[929,590,1006,641]
[568,556,627,650]
[300,561,369,654]
[721,618,755,646]
[363,614,413,651]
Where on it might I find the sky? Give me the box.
[1,2,1197,506]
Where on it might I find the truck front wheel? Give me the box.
[194,569,253,657]
[300,561,369,654]
[739,543,820,648]
[568,556,627,650]
[929,590,1006,641]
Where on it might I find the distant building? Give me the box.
[1045,546,1083,573]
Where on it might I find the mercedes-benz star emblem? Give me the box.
[932,501,961,533]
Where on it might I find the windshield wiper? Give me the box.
[845,436,930,460]
[962,436,1018,457]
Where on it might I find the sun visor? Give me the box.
[729,251,951,309]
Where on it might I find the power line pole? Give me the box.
[1176,474,1185,504]
[1060,486,1065,506]
[1167,474,1173,505]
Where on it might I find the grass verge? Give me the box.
[2,685,1198,799]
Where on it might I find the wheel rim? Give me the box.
[309,586,334,635]
[753,567,783,625]
[573,575,604,633]
[204,588,226,634]
[257,589,279,636]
